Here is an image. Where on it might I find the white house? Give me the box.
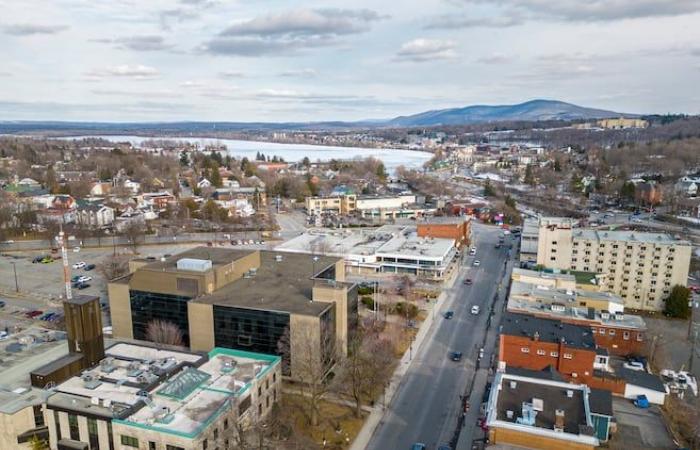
[76,204,115,229]
[197,178,212,189]
[123,179,141,194]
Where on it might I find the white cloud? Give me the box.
[279,68,318,78]
[425,14,523,29]
[463,0,700,22]
[395,39,457,62]
[203,8,385,56]
[476,53,514,64]
[85,64,160,80]
[3,23,69,35]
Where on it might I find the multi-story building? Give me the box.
[43,342,280,450]
[108,248,357,380]
[499,312,601,385]
[275,225,459,280]
[536,219,691,311]
[507,289,646,356]
[485,370,610,449]
[416,216,471,249]
[304,193,420,219]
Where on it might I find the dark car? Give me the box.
[450,351,463,362]
[495,243,501,249]
[444,311,454,319]
[463,278,472,285]
[32,256,45,263]
[84,264,96,271]
[437,446,452,450]
[71,281,82,288]
[0,300,5,308]
[77,283,90,290]
[411,444,426,450]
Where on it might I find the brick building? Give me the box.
[416,216,471,248]
[499,313,600,384]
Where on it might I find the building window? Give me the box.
[563,353,573,359]
[214,428,219,440]
[258,404,263,416]
[266,395,270,408]
[149,442,156,450]
[521,347,530,353]
[609,329,616,336]
[623,331,630,340]
[258,386,262,396]
[571,372,578,377]
[550,257,556,261]
[550,351,559,357]
[33,405,45,428]
[88,418,100,450]
[68,414,80,441]
[599,328,605,334]
[637,334,643,341]
[224,418,229,430]
[238,395,252,415]
[203,438,208,450]
[121,436,139,448]
[130,290,192,346]
[167,446,186,450]
[536,349,546,356]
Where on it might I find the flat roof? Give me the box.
[0,386,52,414]
[49,342,278,436]
[509,280,624,307]
[139,247,258,273]
[192,251,342,316]
[501,312,596,351]
[573,229,690,246]
[507,297,646,330]
[491,373,592,435]
[375,228,454,260]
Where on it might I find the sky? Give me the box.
[1,0,700,122]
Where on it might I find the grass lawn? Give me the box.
[283,393,367,449]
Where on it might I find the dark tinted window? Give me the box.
[130,290,192,346]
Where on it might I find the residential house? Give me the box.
[76,203,115,229]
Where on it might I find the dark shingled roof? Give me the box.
[505,365,566,382]
[618,368,666,393]
[501,312,596,350]
[589,389,613,417]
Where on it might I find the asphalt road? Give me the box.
[366,224,511,450]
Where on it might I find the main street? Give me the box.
[365,223,513,450]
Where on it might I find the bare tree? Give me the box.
[145,319,184,347]
[98,254,130,281]
[121,221,146,254]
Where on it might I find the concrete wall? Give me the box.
[289,314,321,380]
[108,281,133,340]
[212,251,260,290]
[188,302,215,352]
[129,269,209,297]
[312,285,348,355]
[0,405,37,450]
[536,225,573,270]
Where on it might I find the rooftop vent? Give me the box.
[100,357,116,373]
[506,410,514,419]
[153,405,174,424]
[509,381,517,389]
[151,357,178,375]
[516,402,538,427]
[566,390,574,398]
[615,313,624,321]
[601,311,610,320]
[81,373,102,390]
[531,398,544,411]
[176,258,212,272]
[221,358,237,374]
[275,255,283,262]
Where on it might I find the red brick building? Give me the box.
[417,216,471,248]
[499,313,599,384]
[506,301,646,356]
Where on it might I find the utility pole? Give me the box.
[10,262,18,292]
[58,228,72,301]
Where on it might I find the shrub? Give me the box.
[394,302,419,319]
[361,296,375,310]
[358,286,374,296]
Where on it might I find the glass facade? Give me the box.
[213,305,290,358]
[130,290,192,346]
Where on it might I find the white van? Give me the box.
[471,305,480,315]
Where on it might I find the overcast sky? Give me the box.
[1,0,699,122]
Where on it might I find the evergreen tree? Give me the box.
[524,164,535,186]
[664,285,691,319]
[210,164,223,188]
[179,151,190,167]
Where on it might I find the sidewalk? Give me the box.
[349,268,460,450]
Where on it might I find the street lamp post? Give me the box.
[10,262,18,292]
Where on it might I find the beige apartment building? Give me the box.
[305,193,417,217]
[537,220,691,311]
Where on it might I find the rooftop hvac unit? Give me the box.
[275,255,283,262]
[509,381,517,389]
[151,357,177,375]
[531,398,543,411]
[506,410,514,419]
[566,390,574,398]
[100,357,116,373]
[82,373,103,390]
[221,358,237,374]
[176,258,213,272]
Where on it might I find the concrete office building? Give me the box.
[536,219,691,311]
[305,194,426,219]
[108,248,357,380]
[275,225,459,280]
[0,388,52,450]
[43,342,280,450]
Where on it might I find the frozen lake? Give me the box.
[65,135,432,173]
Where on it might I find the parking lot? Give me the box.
[609,397,675,449]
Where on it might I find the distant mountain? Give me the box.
[0,100,635,135]
[387,99,630,127]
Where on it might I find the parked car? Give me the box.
[77,283,90,290]
[633,395,649,408]
[0,331,8,340]
[73,247,80,252]
[471,305,480,315]
[411,444,426,450]
[71,275,81,283]
[450,351,463,362]
[623,360,645,371]
[0,300,5,308]
[84,264,96,271]
[495,243,501,249]
[463,278,472,285]
[444,311,454,319]
[473,260,481,267]
[77,276,92,283]
[72,261,86,269]
[41,257,54,263]
[32,256,45,263]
